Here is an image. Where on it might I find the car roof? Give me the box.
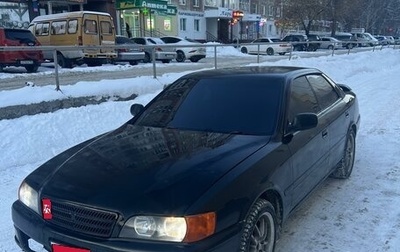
[180,66,320,80]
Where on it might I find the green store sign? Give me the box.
[117,0,177,15]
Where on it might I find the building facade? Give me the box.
[0,0,283,42]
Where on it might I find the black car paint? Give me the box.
[12,66,360,252]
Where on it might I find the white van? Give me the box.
[29,11,116,68]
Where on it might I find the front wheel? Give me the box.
[239,199,277,252]
[241,47,248,54]
[25,64,39,73]
[331,130,356,179]
[266,47,274,55]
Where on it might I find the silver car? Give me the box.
[320,37,342,50]
[131,37,176,63]
[114,35,145,65]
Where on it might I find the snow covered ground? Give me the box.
[1,47,400,251]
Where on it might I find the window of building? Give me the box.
[179,0,186,5]
[180,18,186,31]
[276,7,281,17]
[269,6,274,16]
[193,0,199,7]
[194,19,200,31]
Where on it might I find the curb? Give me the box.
[0,93,137,120]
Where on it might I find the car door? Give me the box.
[285,76,330,208]
[306,74,350,171]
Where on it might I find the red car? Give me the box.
[0,28,44,73]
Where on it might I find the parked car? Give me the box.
[240,37,292,55]
[281,34,309,51]
[320,36,343,50]
[333,33,358,49]
[12,66,360,252]
[363,32,379,47]
[374,35,389,45]
[306,34,322,51]
[130,37,176,63]
[160,36,206,62]
[385,36,395,45]
[113,35,145,65]
[0,27,44,73]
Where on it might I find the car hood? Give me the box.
[32,124,270,215]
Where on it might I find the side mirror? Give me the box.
[291,113,318,131]
[130,103,144,117]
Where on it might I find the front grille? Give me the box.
[49,200,118,238]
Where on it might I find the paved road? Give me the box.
[0,47,375,91]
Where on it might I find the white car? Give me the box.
[160,36,206,62]
[240,38,292,55]
[320,37,342,50]
[130,37,176,63]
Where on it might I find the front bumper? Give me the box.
[12,200,241,252]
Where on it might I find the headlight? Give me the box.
[119,212,216,243]
[18,181,39,214]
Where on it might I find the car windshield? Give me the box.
[133,76,283,135]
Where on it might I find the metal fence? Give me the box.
[1,41,397,91]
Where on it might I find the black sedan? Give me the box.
[12,66,360,252]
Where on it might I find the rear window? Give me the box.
[4,29,36,44]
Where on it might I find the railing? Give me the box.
[0,41,395,91]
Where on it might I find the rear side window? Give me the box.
[68,20,78,34]
[35,23,50,36]
[306,75,340,110]
[51,21,67,35]
[84,20,98,34]
[100,21,112,35]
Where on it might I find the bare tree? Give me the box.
[281,0,328,35]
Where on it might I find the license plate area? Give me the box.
[52,244,90,252]
[19,60,34,65]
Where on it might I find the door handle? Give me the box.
[322,130,328,138]
[345,111,349,117]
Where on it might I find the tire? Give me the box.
[327,45,334,50]
[176,51,186,62]
[266,48,274,56]
[346,43,353,49]
[143,53,151,63]
[129,60,138,66]
[241,47,248,54]
[239,199,277,252]
[57,53,72,68]
[25,64,39,73]
[331,130,356,179]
